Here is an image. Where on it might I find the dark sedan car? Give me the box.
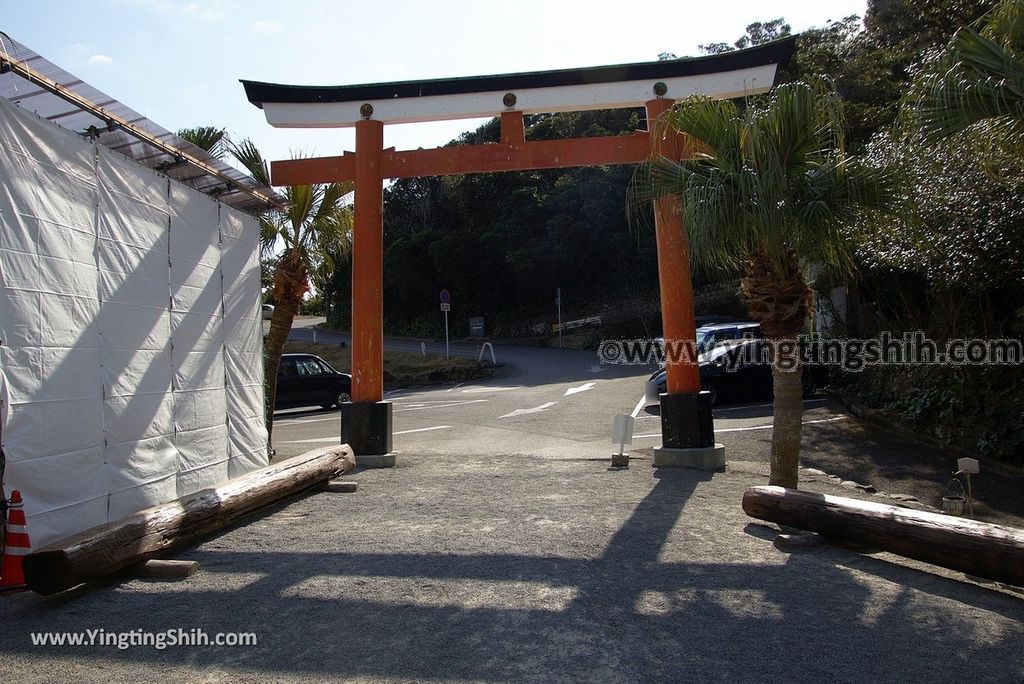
[275,353,351,410]
[644,337,826,407]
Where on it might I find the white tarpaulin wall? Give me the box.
[0,96,269,548]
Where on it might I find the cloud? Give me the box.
[182,1,225,21]
[250,20,282,34]
[112,0,224,20]
[65,43,115,68]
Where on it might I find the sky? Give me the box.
[1,0,868,175]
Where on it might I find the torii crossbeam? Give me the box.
[243,38,795,468]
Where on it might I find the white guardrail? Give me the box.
[552,315,602,333]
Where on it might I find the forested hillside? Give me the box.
[324,109,668,338]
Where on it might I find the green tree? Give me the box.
[698,18,792,55]
[911,0,1024,147]
[229,141,353,444]
[637,83,895,488]
[376,108,657,339]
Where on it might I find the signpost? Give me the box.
[556,287,562,348]
[440,290,450,360]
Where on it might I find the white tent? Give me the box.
[0,94,269,548]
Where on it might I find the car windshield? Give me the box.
[706,340,741,360]
[695,326,761,356]
[695,330,716,356]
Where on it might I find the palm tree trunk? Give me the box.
[741,247,814,489]
[262,252,310,449]
[769,361,804,489]
[262,295,301,447]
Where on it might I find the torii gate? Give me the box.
[242,38,795,468]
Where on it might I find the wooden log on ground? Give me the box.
[23,445,355,595]
[326,480,358,493]
[743,485,1024,586]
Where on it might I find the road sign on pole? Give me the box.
[440,290,450,360]
[556,287,562,348]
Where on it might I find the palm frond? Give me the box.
[311,182,354,228]
[629,81,896,280]
[911,0,1024,146]
[258,214,285,258]
[985,0,1024,50]
[177,126,228,158]
[284,183,318,242]
[307,204,354,259]
[228,138,271,187]
[664,96,745,173]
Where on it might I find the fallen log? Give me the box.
[743,485,1024,586]
[23,445,355,595]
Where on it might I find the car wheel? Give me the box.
[322,390,351,410]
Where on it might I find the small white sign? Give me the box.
[440,302,451,312]
[612,414,634,445]
[957,457,980,474]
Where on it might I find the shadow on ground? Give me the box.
[2,458,1022,682]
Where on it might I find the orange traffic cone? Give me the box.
[1,490,29,589]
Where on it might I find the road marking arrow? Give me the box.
[564,382,596,397]
[499,401,558,419]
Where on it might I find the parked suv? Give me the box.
[275,353,351,410]
[643,322,826,406]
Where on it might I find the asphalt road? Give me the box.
[276,320,1024,526]
[273,328,846,467]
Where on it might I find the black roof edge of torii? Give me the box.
[240,36,797,108]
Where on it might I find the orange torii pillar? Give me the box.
[343,116,393,467]
[241,39,793,468]
[645,98,723,469]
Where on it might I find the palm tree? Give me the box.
[229,140,354,444]
[637,82,895,488]
[177,126,229,159]
[913,0,1024,148]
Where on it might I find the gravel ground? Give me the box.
[1,453,1022,683]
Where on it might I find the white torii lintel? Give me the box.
[242,38,796,128]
